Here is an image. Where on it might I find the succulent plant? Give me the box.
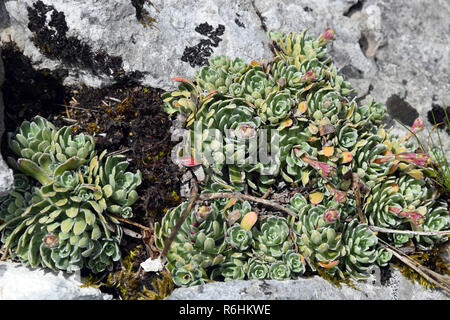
[195,66,231,94]
[291,203,345,277]
[226,224,252,251]
[342,220,378,280]
[252,216,292,259]
[0,117,141,273]
[415,201,449,250]
[283,249,306,275]
[259,90,295,125]
[160,28,450,288]
[376,247,393,267]
[269,261,291,280]
[246,257,270,280]
[172,264,206,287]
[214,253,247,281]
[0,174,36,222]
[155,200,228,282]
[242,68,275,107]
[363,177,408,228]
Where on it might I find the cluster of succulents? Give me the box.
[159,28,450,287]
[155,198,307,286]
[0,116,142,273]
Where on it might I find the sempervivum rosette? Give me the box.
[415,201,449,250]
[247,258,270,280]
[354,133,393,187]
[0,174,36,223]
[306,88,346,125]
[292,203,345,277]
[342,220,378,280]
[0,149,141,273]
[252,216,292,260]
[155,201,227,278]
[195,65,231,94]
[363,177,408,228]
[7,116,55,163]
[242,68,275,108]
[259,90,295,125]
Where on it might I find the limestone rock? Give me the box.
[0,46,14,197]
[0,261,112,300]
[166,267,449,300]
[1,1,448,158]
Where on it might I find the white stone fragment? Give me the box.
[0,261,112,300]
[140,256,164,273]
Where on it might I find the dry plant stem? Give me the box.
[378,238,450,294]
[111,214,152,232]
[198,192,297,217]
[106,148,132,157]
[262,188,273,200]
[369,226,450,237]
[161,180,199,258]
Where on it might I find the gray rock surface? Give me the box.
[166,267,449,300]
[0,47,14,197]
[0,261,112,300]
[1,0,448,158]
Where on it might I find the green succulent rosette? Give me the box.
[155,201,227,273]
[306,88,345,125]
[246,258,270,280]
[376,247,393,267]
[172,264,206,287]
[214,253,247,281]
[342,220,378,280]
[415,201,449,250]
[354,133,393,187]
[242,68,275,108]
[292,203,345,277]
[252,216,291,259]
[0,117,141,273]
[226,224,252,251]
[195,66,231,94]
[269,261,291,280]
[337,124,359,150]
[283,249,306,275]
[363,177,408,228]
[259,90,295,125]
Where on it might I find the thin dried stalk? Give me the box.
[198,192,297,217]
[370,226,450,237]
[378,238,450,294]
[111,214,152,232]
[161,181,199,258]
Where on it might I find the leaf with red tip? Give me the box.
[179,156,201,167]
[341,152,353,164]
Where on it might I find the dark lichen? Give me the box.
[385,94,419,126]
[427,103,450,134]
[27,0,144,84]
[234,13,245,28]
[181,23,225,67]
[131,0,158,28]
[0,41,67,135]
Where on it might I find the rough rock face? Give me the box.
[1,0,449,157]
[0,261,112,299]
[0,47,14,196]
[0,0,449,300]
[166,267,449,300]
